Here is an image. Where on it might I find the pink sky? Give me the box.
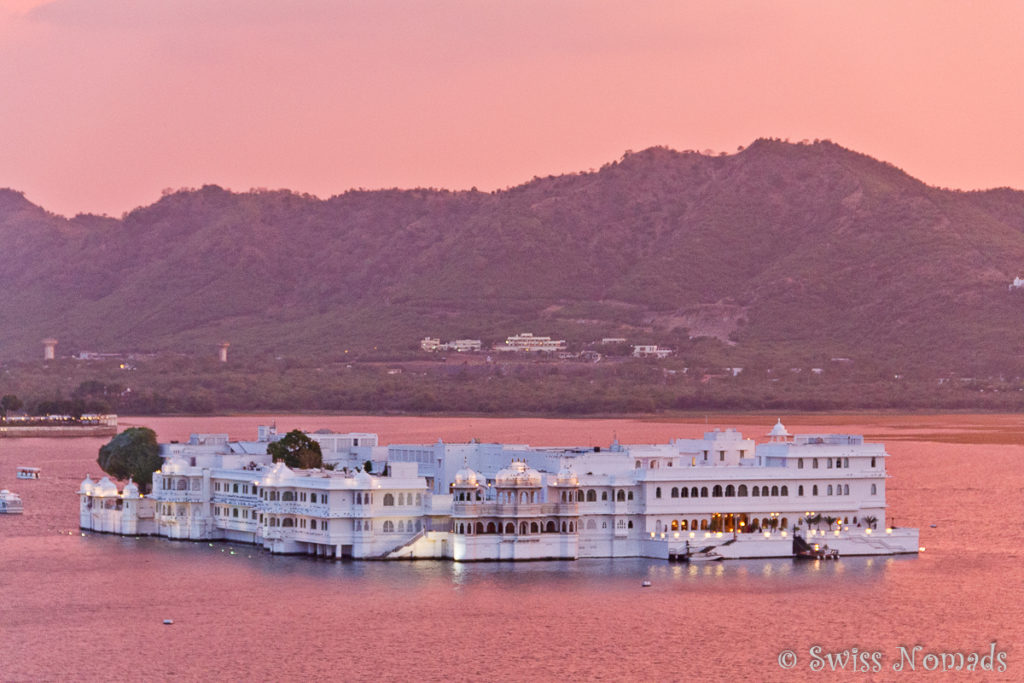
[2,0,1023,217]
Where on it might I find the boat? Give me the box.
[16,466,40,480]
[792,534,840,560]
[0,490,24,514]
[686,551,724,563]
[641,580,652,587]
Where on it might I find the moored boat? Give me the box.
[0,489,24,514]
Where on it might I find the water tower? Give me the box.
[219,342,230,363]
[42,338,57,361]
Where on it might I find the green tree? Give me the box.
[97,427,162,493]
[1,394,23,416]
[267,430,323,469]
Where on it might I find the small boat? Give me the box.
[163,619,174,625]
[686,551,724,563]
[641,580,652,587]
[0,490,24,514]
[16,466,40,480]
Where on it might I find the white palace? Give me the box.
[78,421,919,561]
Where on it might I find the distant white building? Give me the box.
[494,332,567,353]
[632,345,673,359]
[421,337,482,352]
[79,422,918,562]
[601,337,628,344]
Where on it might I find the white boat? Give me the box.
[686,551,724,563]
[16,466,40,480]
[0,489,24,514]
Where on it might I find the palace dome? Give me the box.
[354,469,373,487]
[95,476,119,497]
[768,419,791,439]
[496,460,542,487]
[122,479,140,498]
[556,466,578,486]
[454,467,479,487]
[79,475,94,495]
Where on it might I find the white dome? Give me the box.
[768,419,790,438]
[454,467,479,487]
[265,461,295,483]
[79,475,94,495]
[123,479,140,498]
[496,460,542,487]
[95,476,119,496]
[556,466,578,486]
[161,455,188,474]
[354,469,373,487]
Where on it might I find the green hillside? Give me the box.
[3,139,1024,375]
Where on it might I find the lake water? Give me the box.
[1,414,1021,681]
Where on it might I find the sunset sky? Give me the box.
[2,0,1023,217]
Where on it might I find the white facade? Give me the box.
[421,337,483,352]
[79,421,919,562]
[632,344,673,358]
[494,332,567,352]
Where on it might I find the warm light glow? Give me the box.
[886,528,893,534]
[865,529,872,534]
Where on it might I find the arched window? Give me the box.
[761,486,769,497]
[355,493,362,505]
[844,458,849,468]
[601,491,608,501]
[671,520,679,531]
[827,459,833,469]
[771,485,779,496]
[586,519,596,530]
[627,521,633,529]
[415,493,422,506]
[383,493,394,506]
[476,522,484,534]
[798,485,804,496]
[398,520,405,532]
[586,489,597,502]
[871,457,876,468]
[364,521,370,530]
[561,521,567,532]
[827,485,833,495]
[576,490,584,502]
[700,519,708,530]
[282,518,294,527]
[836,458,842,469]
[844,484,850,495]
[725,485,735,497]
[520,522,528,534]
[712,485,723,498]
[752,486,759,497]
[738,485,747,496]
[656,487,662,498]
[505,522,514,534]
[691,487,699,498]
[681,487,689,498]
[671,487,678,498]
[691,519,698,530]
[871,483,877,495]
[813,485,819,495]
[530,522,539,533]
[486,522,495,533]
[781,485,788,496]
[398,493,405,506]
[700,487,708,497]
[616,490,625,502]
[627,491,634,500]
[635,461,642,469]
[416,520,422,531]
[282,491,294,501]
[602,522,607,529]
[546,521,556,532]
[781,518,788,529]
[176,479,186,491]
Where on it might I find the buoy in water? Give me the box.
[163,619,174,625]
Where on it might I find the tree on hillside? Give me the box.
[267,430,323,469]
[97,427,162,493]
[1,394,23,417]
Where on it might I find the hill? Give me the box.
[3,139,1024,375]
